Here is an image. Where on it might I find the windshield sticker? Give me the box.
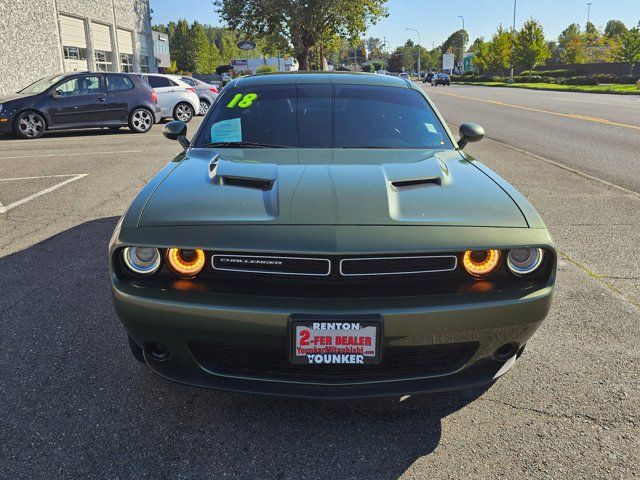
[211,118,242,143]
[424,123,438,134]
[227,93,258,109]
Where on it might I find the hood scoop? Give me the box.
[209,157,277,191]
[391,177,441,189]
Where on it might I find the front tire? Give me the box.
[128,108,153,133]
[173,102,194,123]
[198,99,210,116]
[14,111,45,139]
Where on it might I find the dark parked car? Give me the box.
[0,72,160,139]
[423,72,435,83]
[432,73,451,86]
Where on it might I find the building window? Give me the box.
[140,56,150,73]
[63,46,87,60]
[120,53,133,72]
[94,50,112,71]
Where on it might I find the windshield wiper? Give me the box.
[201,141,288,148]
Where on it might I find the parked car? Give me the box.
[432,73,451,86]
[399,72,410,80]
[0,72,159,139]
[110,72,556,398]
[423,72,435,83]
[143,74,199,123]
[174,75,219,115]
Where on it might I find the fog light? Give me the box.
[507,248,544,276]
[462,250,501,277]
[122,247,161,275]
[166,248,205,277]
[146,342,170,361]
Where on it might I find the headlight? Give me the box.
[463,250,501,277]
[166,248,205,277]
[507,248,544,276]
[122,247,161,275]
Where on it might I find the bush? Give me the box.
[451,74,503,82]
[521,68,577,78]
[592,73,640,84]
[462,71,474,76]
[637,79,640,90]
[558,76,599,85]
[361,64,374,73]
[336,66,351,71]
[255,65,277,74]
[513,75,555,83]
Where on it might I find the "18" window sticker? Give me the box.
[227,93,258,109]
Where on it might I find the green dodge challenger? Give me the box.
[109,72,555,398]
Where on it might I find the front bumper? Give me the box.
[113,278,553,398]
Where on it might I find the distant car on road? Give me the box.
[399,72,410,80]
[0,72,159,139]
[143,74,199,123]
[174,75,219,116]
[432,73,451,87]
[423,72,435,83]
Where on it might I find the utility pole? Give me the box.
[587,2,592,24]
[406,28,421,77]
[458,15,465,73]
[509,0,517,82]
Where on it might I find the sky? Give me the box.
[150,0,640,50]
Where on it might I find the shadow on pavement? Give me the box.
[0,218,491,479]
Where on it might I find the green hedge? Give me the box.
[520,69,577,78]
[591,74,640,84]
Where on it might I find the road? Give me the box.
[424,84,640,192]
[1,90,639,479]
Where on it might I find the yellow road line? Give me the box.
[428,89,640,131]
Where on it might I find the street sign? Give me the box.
[237,40,256,50]
[463,53,473,73]
[442,53,455,71]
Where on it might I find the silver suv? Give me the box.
[143,74,199,123]
[175,76,219,115]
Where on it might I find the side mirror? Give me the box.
[163,120,190,150]
[457,123,485,149]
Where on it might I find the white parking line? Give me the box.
[2,150,141,160]
[0,173,88,213]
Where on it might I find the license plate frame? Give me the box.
[289,314,383,365]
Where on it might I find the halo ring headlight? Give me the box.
[122,247,161,275]
[507,248,544,276]
[166,248,205,277]
[463,250,501,277]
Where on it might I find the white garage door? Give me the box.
[59,15,88,71]
[117,28,134,71]
[92,22,113,71]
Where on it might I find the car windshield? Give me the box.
[196,83,453,149]
[18,75,65,95]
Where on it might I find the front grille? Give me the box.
[189,341,478,382]
[212,255,331,276]
[340,255,457,276]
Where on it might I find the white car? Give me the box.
[399,72,409,80]
[143,74,199,123]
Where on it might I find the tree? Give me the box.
[558,23,586,64]
[190,22,220,73]
[487,26,512,76]
[387,47,404,72]
[614,23,640,73]
[365,37,383,58]
[469,38,490,73]
[440,29,469,62]
[604,20,628,40]
[170,20,192,71]
[513,19,550,73]
[214,0,388,70]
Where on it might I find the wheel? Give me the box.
[128,108,153,133]
[127,335,145,363]
[14,111,45,139]
[173,102,194,123]
[198,99,211,116]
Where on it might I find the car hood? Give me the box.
[0,93,27,104]
[138,148,527,228]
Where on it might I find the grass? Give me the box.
[453,81,640,95]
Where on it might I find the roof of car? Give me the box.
[233,71,412,89]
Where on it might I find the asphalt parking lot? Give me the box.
[1,86,639,479]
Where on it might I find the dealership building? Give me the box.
[0,0,157,95]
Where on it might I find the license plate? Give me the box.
[290,316,382,365]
